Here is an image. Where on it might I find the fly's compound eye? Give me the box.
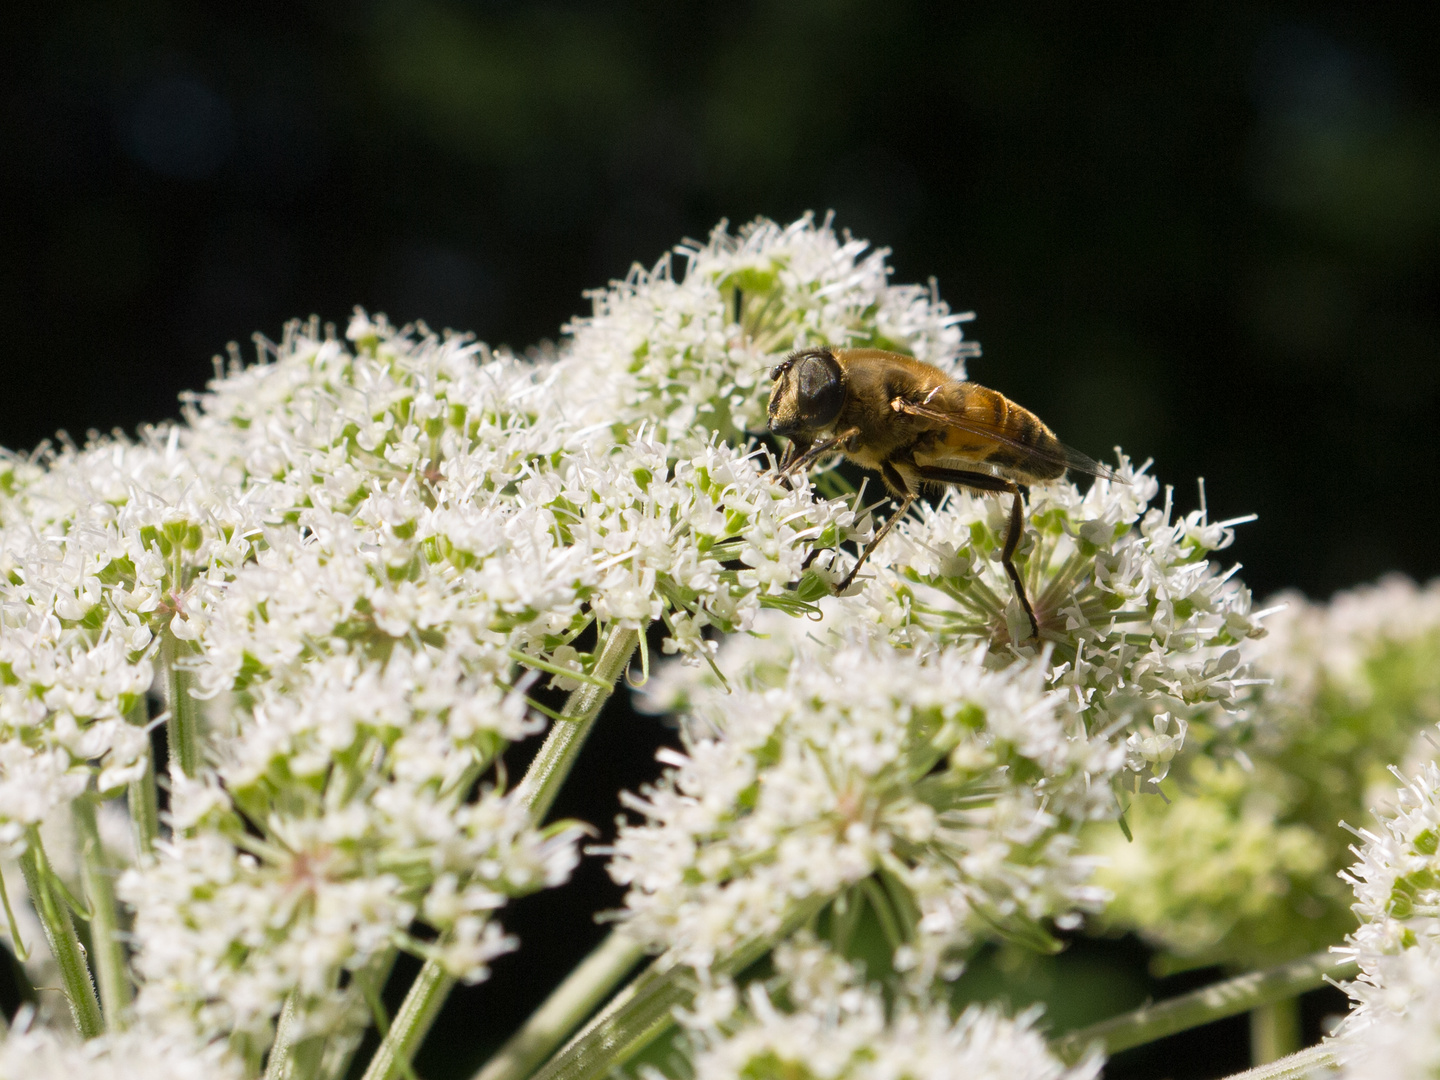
[794,353,844,428]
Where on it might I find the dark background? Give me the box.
[2,1,1429,1076]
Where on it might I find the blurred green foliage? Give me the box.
[1092,593,1440,972]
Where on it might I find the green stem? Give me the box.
[163,631,200,778]
[358,957,455,1080]
[319,948,400,1080]
[515,627,641,822]
[73,798,131,1028]
[531,894,831,1080]
[126,699,160,862]
[1050,950,1354,1063]
[507,650,613,690]
[471,931,646,1080]
[18,835,103,1038]
[265,990,328,1080]
[1218,1044,1336,1080]
[1250,997,1303,1066]
[363,627,640,1080]
[266,992,301,1080]
[0,862,28,962]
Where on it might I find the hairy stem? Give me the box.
[319,948,400,1080]
[471,931,646,1080]
[266,992,301,1080]
[126,698,159,862]
[361,626,641,1080]
[358,957,454,1080]
[265,990,328,1080]
[73,797,132,1028]
[265,993,326,1080]
[515,627,641,822]
[1217,1044,1336,1080]
[1050,950,1354,1063]
[18,834,103,1038]
[531,894,831,1080]
[163,632,200,778]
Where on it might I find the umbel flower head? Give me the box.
[0,307,851,818]
[612,621,1125,984]
[1088,576,1440,969]
[671,935,1099,1080]
[844,462,1264,778]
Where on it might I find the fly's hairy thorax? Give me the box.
[832,352,950,473]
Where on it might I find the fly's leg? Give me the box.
[836,491,916,593]
[834,460,913,592]
[912,465,1039,641]
[999,486,1038,640]
[781,427,862,478]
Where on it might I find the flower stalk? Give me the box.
[126,700,160,863]
[471,931,646,1080]
[1215,1044,1335,1080]
[18,833,103,1038]
[1049,950,1352,1064]
[73,796,132,1028]
[357,955,454,1080]
[162,631,200,778]
[362,626,642,1080]
[515,627,642,822]
[530,894,831,1080]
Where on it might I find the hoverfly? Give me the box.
[767,347,1115,640]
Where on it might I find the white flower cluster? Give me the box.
[0,293,853,1057]
[849,460,1263,783]
[1330,759,1440,1080]
[0,1013,243,1080]
[612,619,1123,982]
[0,434,232,849]
[675,936,1098,1080]
[0,215,1263,1080]
[121,775,580,1042]
[599,243,1265,995]
[563,213,975,446]
[1333,943,1440,1080]
[620,460,1262,985]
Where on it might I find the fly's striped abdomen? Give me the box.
[940,384,1067,482]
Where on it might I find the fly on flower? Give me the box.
[767,346,1116,638]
